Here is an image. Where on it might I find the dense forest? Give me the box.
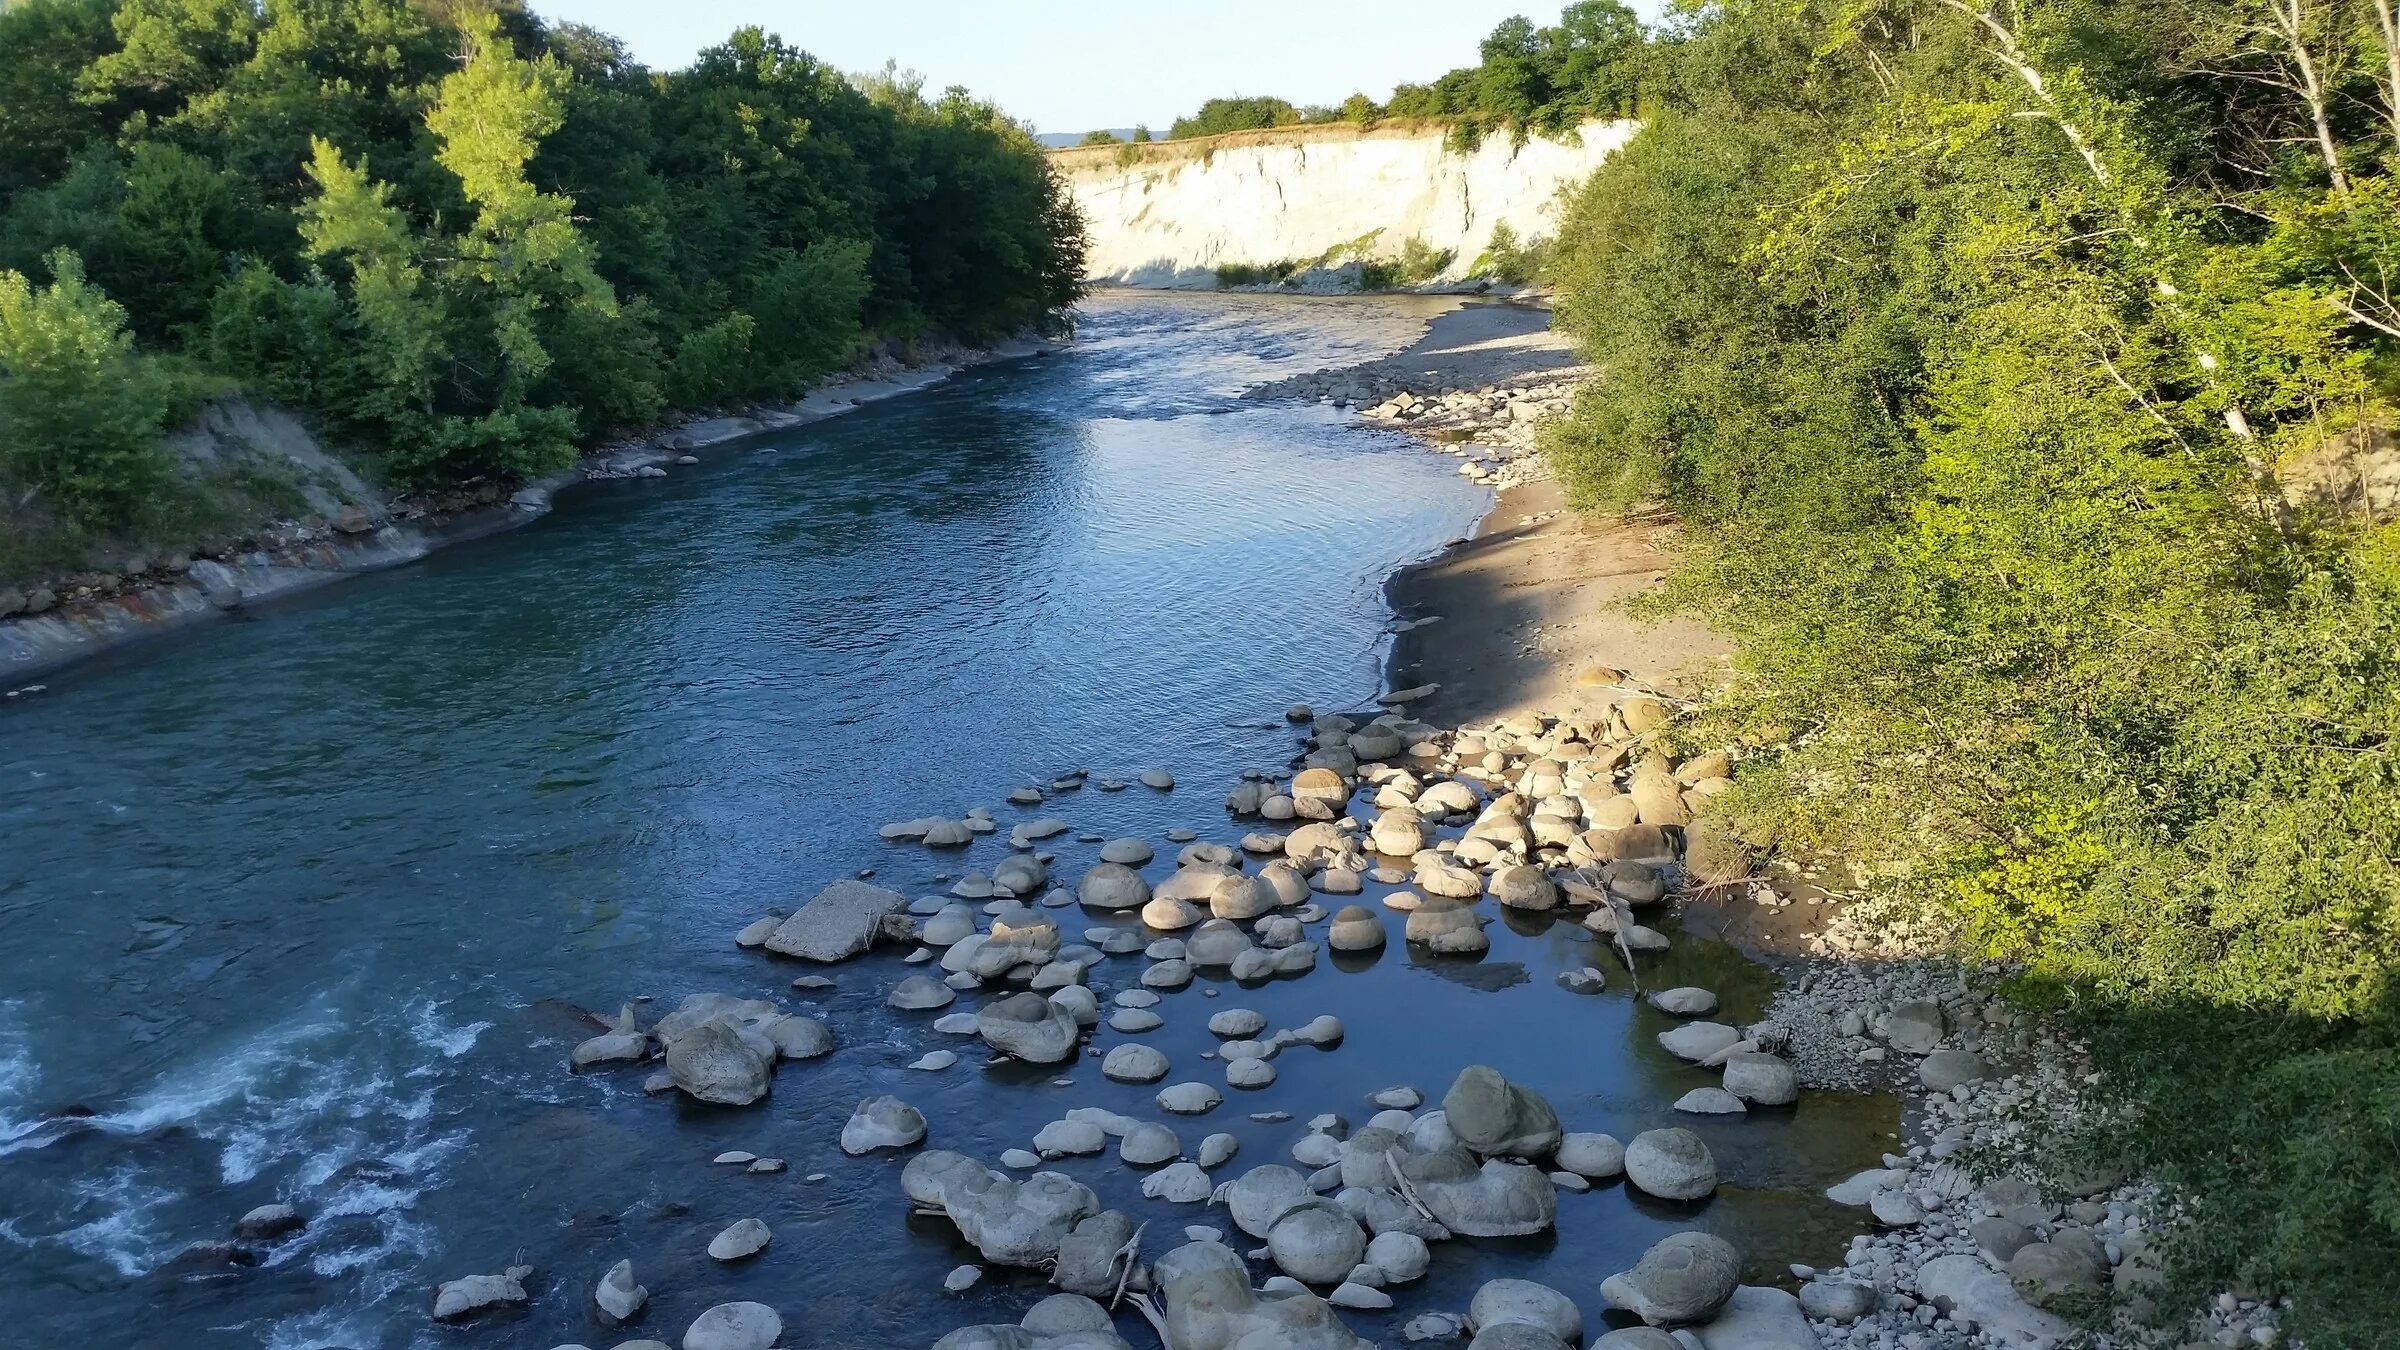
[0,0,1085,580]
[1162,1,1645,143]
[1542,0,2400,1340]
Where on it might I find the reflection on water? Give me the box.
[0,293,1891,1348]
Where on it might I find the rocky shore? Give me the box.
[0,335,1056,690]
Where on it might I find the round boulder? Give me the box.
[1623,1128,1717,1200]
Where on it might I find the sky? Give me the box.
[525,0,1585,135]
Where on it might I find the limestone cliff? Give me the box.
[1050,120,1636,289]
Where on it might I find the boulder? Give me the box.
[1153,1240,1376,1350]
[1366,1230,1429,1283]
[1120,1122,1181,1165]
[902,1151,1102,1267]
[707,1218,770,1261]
[1658,1021,1742,1064]
[1185,919,1254,968]
[1034,1119,1108,1157]
[1681,815,1752,887]
[1441,1065,1561,1157]
[1555,1132,1624,1178]
[761,880,911,961]
[1102,1044,1170,1083]
[889,975,955,1011]
[1623,1128,1717,1200]
[1078,863,1150,910]
[1674,1088,1746,1115]
[1487,864,1557,911]
[1721,1053,1798,1106]
[1404,896,1487,954]
[662,1015,773,1106]
[841,1096,926,1154]
[1689,1285,1820,1350]
[1413,856,1483,900]
[683,1300,782,1350]
[570,1004,649,1069]
[1327,905,1385,951]
[594,1258,646,1321]
[1883,1000,1946,1053]
[1648,987,1718,1017]
[1157,1081,1221,1114]
[2008,1233,2108,1309]
[1600,1232,1739,1324]
[979,991,1081,1064]
[1918,1048,1988,1091]
[1267,1200,1367,1283]
[1916,1253,2072,1345]
[430,1269,528,1321]
[1470,1278,1581,1345]
[1210,873,1279,921]
[1143,1161,1213,1202]
[234,1204,305,1241]
[1797,1279,1876,1323]
[1404,1150,1556,1236]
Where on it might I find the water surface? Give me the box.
[0,293,1890,1348]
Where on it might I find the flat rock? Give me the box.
[762,880,911,962]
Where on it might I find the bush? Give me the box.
[1168,95,1301,140]
[0,249,173,528]
[1213,260,1299,288]
[1469,221,1546,284]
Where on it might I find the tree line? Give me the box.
[0,0,1085,555]
[1542,0,2400,1339]
[1157,2,1645,145]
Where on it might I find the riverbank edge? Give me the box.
[0,335,1061,689]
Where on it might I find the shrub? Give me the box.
[0,249,173,528]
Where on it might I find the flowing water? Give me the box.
[0,293,1893,1349]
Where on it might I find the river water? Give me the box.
[0,293,1892,1349]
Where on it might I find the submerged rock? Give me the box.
[430,1267,529,1321]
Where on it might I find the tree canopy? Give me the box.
[0,0,1085,526]
[1541,0,2400,1337]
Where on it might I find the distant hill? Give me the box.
[1035,128,1139,148]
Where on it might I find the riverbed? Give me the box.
[0,292,1893,1349]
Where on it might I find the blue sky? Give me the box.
[525,0,1604,135]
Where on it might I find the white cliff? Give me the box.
[1050,120,1637,288]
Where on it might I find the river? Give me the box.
[0,292,1892,1349]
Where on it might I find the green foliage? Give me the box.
[0,0,1084,526]
[1129,125,1151,144]
[1395,236,1453,285]
[1213,260,1301,288]
[1386,0,1644,139]
[1470,220,1547,284]
[0,249,173,527]
[1167,95,1302,141]
[1541,0,2400,1337]
[1077,129,1121,146]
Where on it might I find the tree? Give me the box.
[0,0,118,193]
[0,250,173,527]
[1077,129,1122,146]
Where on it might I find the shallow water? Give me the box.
[0,292,1892,1348]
